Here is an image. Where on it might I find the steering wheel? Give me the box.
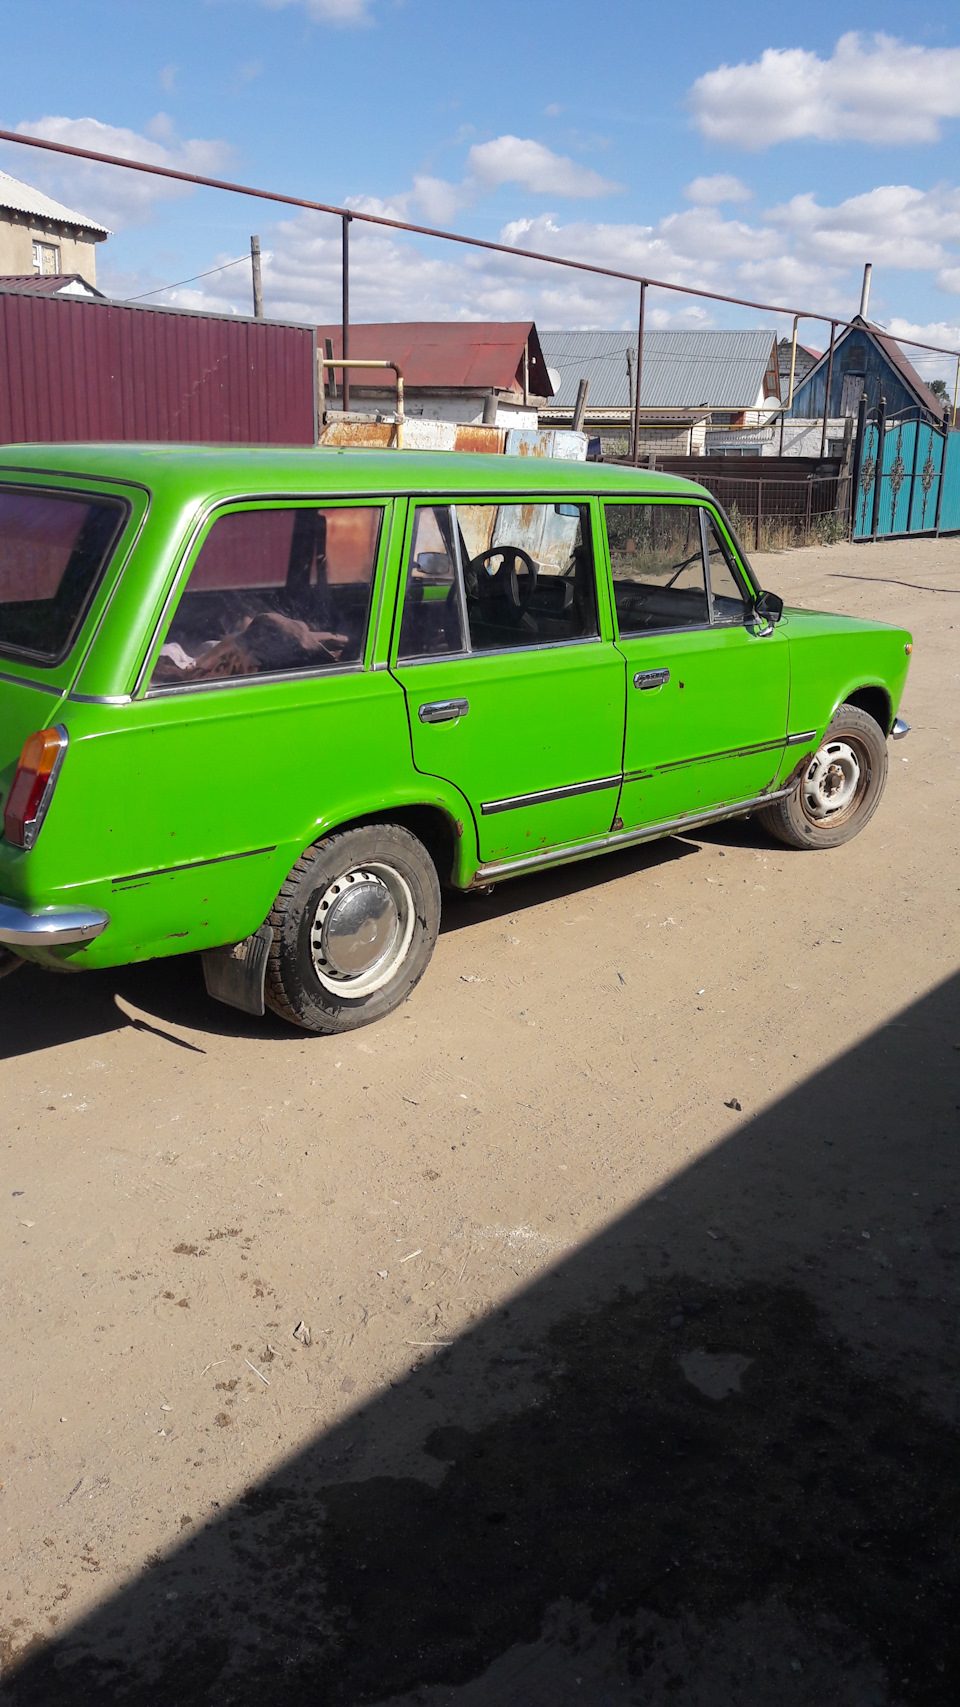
[467,546,538,613]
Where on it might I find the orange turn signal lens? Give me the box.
[904,643,913,655]
[3,726,68,849]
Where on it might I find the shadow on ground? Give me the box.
[0,836,697,1061]
[2,970,958,1705]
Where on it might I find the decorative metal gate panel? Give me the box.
[938,430,960,534]
[854,414,951,539]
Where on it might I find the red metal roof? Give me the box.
[316,321,553,396]
[0,273,104,297]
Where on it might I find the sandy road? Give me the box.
[1,533,958,1705]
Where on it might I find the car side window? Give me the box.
[148,505,383,689]
[703,512,750,625]
[397,500,598,659]
[604,503,708,633]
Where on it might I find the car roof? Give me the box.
[0,443,711,503]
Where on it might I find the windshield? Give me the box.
[0,486,128,664]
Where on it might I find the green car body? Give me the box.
[0,445,911,1030]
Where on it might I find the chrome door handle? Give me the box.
[633,668,670,691]
[418,699,469,724]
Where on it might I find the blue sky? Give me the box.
[3,1,960,379]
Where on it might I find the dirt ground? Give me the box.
[0,532,958,1706]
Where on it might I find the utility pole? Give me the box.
[250,235,263,318]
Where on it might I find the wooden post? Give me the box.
[631,281,647,466]
[818,320,836,459]
[250,235,263,318]
[341,212,352,414]
[572,378,590,434]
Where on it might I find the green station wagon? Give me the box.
[0,445,911,1033]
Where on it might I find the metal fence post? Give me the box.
[756,479,762,549]
[631,280,647,467]
[818,320,836,459]
[850,392,868,534]
[341,212,352,414]
[870,397,886,539]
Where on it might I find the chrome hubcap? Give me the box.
[310,864,415,996]
[801,739,863,822]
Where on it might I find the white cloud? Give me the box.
[254,0,374,24]
[3,115,234,231]
[346,135,622,232]
[684,174,752,205]
[689,32,960,148]
[158,64,178,93]
[467,136,619,198]
[769,183,960,271]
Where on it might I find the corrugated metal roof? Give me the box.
[316,321,551,395]
[539,329,779,409]
[0,273,104,298]
[0,168,110,236]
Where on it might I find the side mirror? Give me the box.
[755,590,784,622]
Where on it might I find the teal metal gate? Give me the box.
[852,413,948,540]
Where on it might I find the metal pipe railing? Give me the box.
[1,127,958,363]
[319,358,404,448]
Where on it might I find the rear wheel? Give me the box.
[264,823,441,1033]
[758,704,889,850]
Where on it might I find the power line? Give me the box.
[126,252,251,302]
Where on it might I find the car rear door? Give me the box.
[389,496,625,865]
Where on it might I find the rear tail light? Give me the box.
[3,725,68,849]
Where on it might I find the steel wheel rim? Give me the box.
[309,863,416,996]
[800,737,868,825]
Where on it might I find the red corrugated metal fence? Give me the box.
[0,288,317,445]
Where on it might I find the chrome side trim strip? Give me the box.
[0,897,109,948]
[786,729,818,746]
[68,692,134,706]
[112,844,277,888]
[481,773,621,816]
[472,787,791,885]
[0,669,63,697]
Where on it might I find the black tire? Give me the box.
[758,704,889,850]
[264,823,441,1034]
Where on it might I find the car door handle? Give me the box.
[418,699,470,724]
[633,668,670,691]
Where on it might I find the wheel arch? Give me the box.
[308,801,472,889]
[838,684,892,736]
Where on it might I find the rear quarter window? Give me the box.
[0,486,128,664]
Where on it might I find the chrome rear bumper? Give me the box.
[0,897,109,948]
[891,718,910,740]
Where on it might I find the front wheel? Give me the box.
[264,823,441,1033]
[758,705,889,850]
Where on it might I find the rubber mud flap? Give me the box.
[202,923,273,1016]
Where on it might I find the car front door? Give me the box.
[389,497,625,864]
[603,500,790,830]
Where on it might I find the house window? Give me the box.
[32,240,61,276]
